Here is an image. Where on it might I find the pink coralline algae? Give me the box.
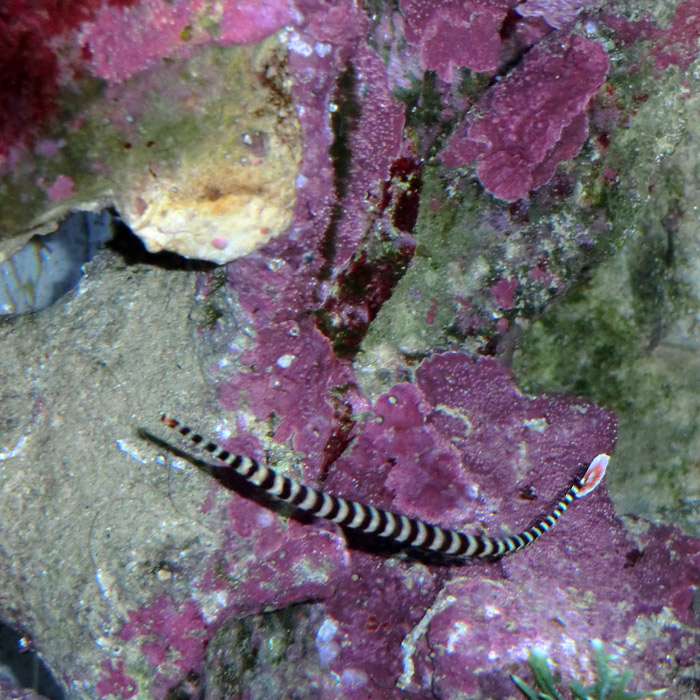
[42,174,76,201]
[219,317,347,463]
[425,517,700,699]
[118,594,207,698]
[650,0,700,72]
[0,0,297,156]
[217,0,408,466]
[208,351,622,697]
[326,380,474,526]
[602,0,700,75]
[401,0,511,79]
[217,0,297,45]
[79,1,202,83]
[0,0,134,156]
[95,659,138,700]
[80,0,297,83]
[441,32,609,201]
[491,276,519,308]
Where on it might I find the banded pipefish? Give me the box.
[156,414,609,560]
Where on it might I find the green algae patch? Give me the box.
[513,147,700,538]
[355,155,622,398]
[511,7,700,536]
[357,166,495,389]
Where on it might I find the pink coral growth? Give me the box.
[214,499,349,615]
[401,0,511,79]
[96,659,138,699]
[491,277,518,308]
[650,0,700,72]
[0,0,138,156]
[326,381,474,525]
[119,594,206,698]
[219,317,349,465]
[601,1,700,74]
[218,0,297,45]
[80,0,297,83]
[79,1,199,83]
[43,173,76,201]
[219,10,407,468]
[602,0,700,74]
[441,32,608,200]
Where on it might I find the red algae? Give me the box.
[0,0,139,155]
[441,33,608,201]
[491,277,518,308]
[401,0,510,79]
[650,0,700,72]
[96,659,138,700]
[119,594,207,699]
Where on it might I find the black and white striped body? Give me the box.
[159,415,609,560]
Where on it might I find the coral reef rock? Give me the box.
[114,39,301,264]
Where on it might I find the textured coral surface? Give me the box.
[3,0,700,699]
[440,33,609,201]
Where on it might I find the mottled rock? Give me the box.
[114,39,302,264]
[0,25,301,264]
